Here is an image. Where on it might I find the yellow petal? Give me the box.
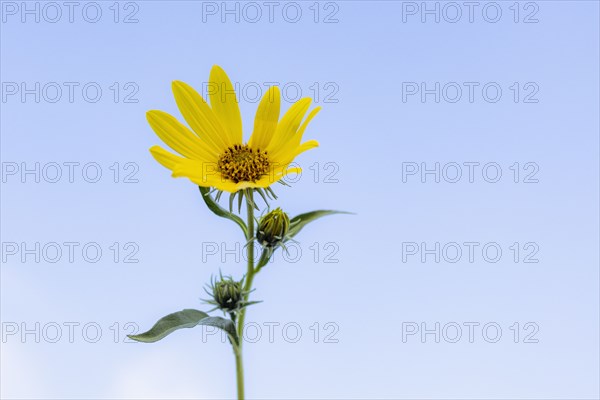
[292,106,321,146]
[146,110,217,161]
[208,65,243,145]
[266,98,312,155]
[172,80,231,152]
[276,140,320,166]
[248,86,281,151]
[170,159,218,185]
[271,106,321,161]
[149,145,186,171]
[171,161,236,191]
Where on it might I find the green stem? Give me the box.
[234,346,244,399]
[234,189,256,400]
[238,189,255,337]
[255,248,271,273]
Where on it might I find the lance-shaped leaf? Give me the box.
[128,309,209,343]
[287,210,351,239]
[199,186,248,237]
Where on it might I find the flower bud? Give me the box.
[214,279,242,311]
[257,208,290,248]
[205,275,246,314]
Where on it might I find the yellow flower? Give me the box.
[147,65,320,193]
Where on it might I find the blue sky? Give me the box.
[1,1,599,399]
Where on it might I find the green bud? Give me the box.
[214,279,242,312]
[204,275,248,315]
[257,208,290,248]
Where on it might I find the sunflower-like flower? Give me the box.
[147,65,320,193]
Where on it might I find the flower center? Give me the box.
[217,144,270,183]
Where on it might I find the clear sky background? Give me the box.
[1,1,599,399]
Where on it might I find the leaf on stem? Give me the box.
[288,210,352,239]
[128,309,209,343]
[128,309,240,346]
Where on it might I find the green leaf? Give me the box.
[199,186,248,237]
[128,309,209,343]
[197,316,239,345]
[288,210,351,239]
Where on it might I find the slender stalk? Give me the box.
[238,189,255,337]
[234,189,256,400]
[234,346,244,399]
[255,248,271,273]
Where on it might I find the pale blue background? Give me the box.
[1,1,599,399]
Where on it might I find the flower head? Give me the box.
[148,65,320,193]
[257,208,290,248]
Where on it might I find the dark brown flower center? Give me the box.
[217,144,270,183]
